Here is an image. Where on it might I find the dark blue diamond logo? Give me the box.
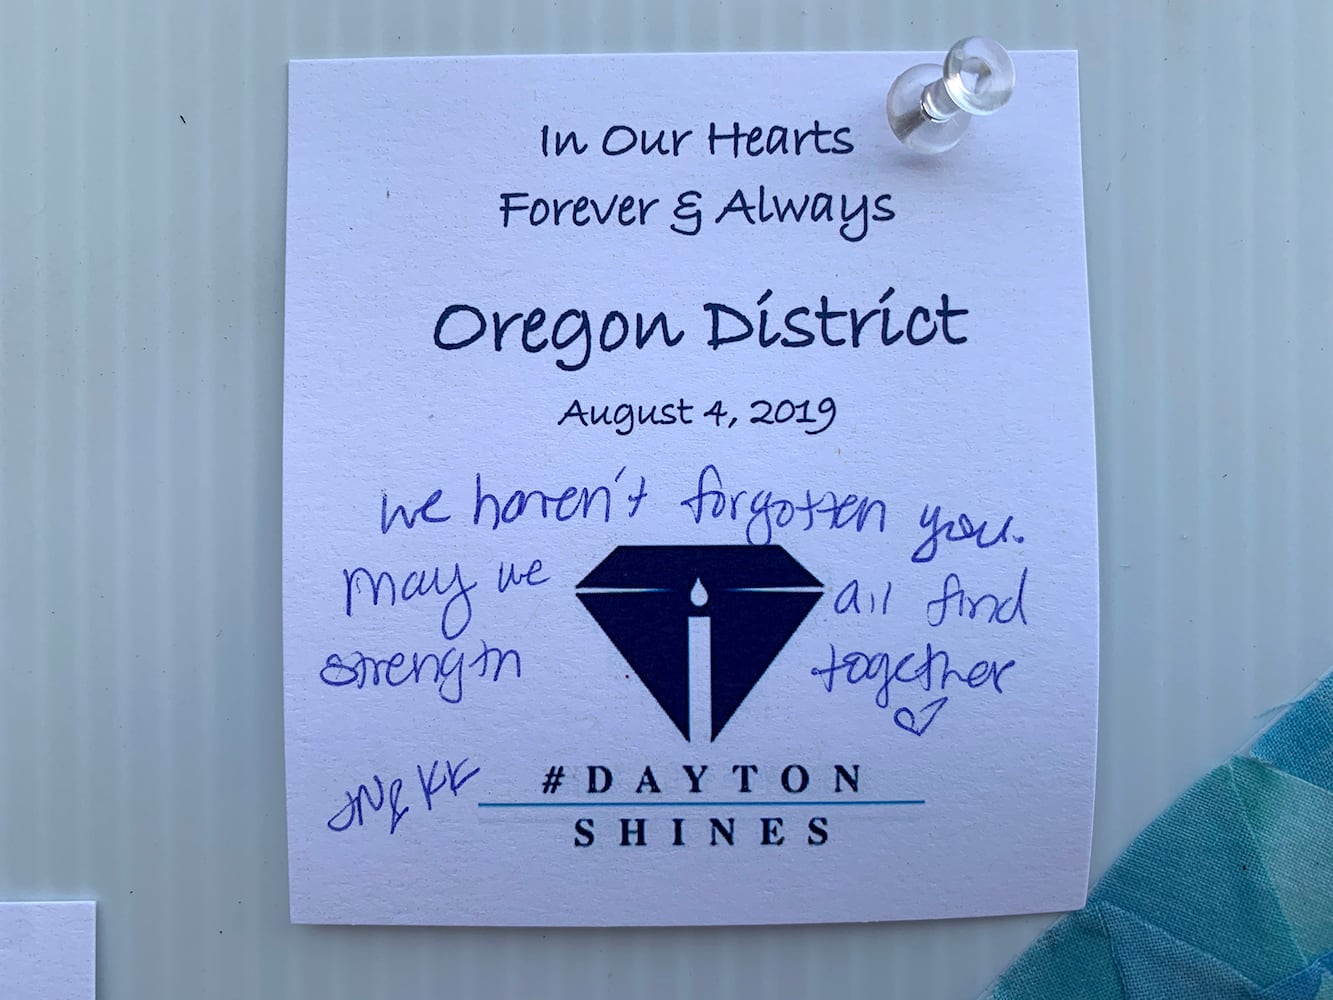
[576,545,823,741]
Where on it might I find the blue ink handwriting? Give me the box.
[416,757,482,811]
[380,488,451,534]
[328,757,481,836]
[320,642,520,704]
[833,578,892,615]
[912,504,1022,564]
[679,463,887,545]
[327,774,411,836]
[811,641,1015,733]
[893,697,948,736]
[473,467,647,530]
[925,568,1028,628]
[497,557,549,593]
[341,562,477,639]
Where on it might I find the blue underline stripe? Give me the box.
[478,799,925,809]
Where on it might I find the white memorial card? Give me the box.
[0,902,96,999]
[283,51,1097,925]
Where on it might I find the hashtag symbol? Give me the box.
[541,766,565,794]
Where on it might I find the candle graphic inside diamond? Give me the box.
[577,546,823,741]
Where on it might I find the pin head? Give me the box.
[887,36,1016,154]
[943,36,1016,115]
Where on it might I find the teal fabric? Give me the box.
[987,672,1333,999]
[1253,678,1333,797]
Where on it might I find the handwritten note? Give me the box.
[283,51,1098,925]
[0,902,95,999]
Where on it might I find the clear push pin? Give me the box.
[886,36,1016,154]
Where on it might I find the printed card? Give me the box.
[283,51,1098,925]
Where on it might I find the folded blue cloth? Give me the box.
[985,673,1333,1000]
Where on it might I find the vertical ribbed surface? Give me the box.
[1,2,1331,997]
